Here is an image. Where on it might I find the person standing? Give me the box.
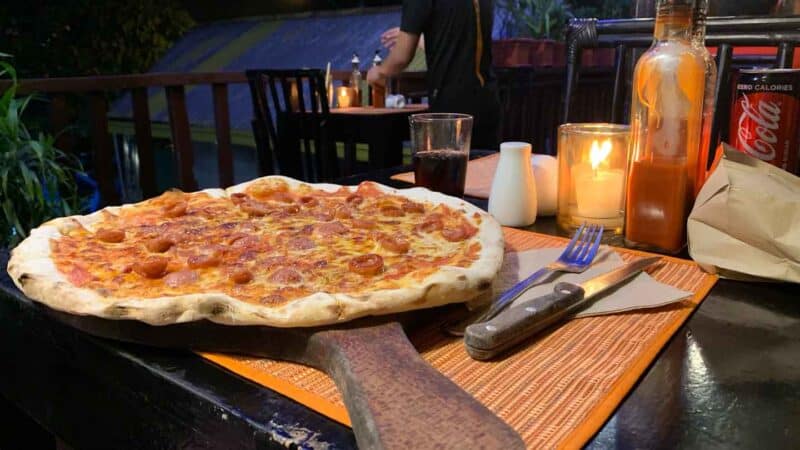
[367,0,501,150]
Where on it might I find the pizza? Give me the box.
[7,176,504,327]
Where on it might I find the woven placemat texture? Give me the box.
[201,228,717,449]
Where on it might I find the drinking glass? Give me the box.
[409,113,473,197]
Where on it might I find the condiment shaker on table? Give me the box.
[488,142,538,227]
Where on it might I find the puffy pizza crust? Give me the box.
[7,176,504,327]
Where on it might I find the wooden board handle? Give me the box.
[308,322,524,450]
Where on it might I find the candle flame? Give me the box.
[590,139,613,170]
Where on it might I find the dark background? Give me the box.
[1,0,788,78]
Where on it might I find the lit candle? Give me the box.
[336,86,355,108]
[571,139,625,218]
[289,82,300,111]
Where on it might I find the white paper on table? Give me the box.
[688,145,800,283]
[468,247,691,317]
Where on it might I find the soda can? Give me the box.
[729,68,800,173]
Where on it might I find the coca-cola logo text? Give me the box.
[736,94,781,161]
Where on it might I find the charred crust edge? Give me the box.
[16,273,32,286]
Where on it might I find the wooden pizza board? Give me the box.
[22,291,523,450]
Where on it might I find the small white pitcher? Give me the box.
[488,142,538,227]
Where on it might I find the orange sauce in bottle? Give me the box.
[625,159,689,253]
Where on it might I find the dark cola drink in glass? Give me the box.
[409,113,473,198]
[413,149,468,197]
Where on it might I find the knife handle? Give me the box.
[464,282,585,361]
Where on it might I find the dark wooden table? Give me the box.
[328,104,428,171]
[1,167,799,449]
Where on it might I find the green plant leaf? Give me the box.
[2,199,27,245]
[1,59,85,245]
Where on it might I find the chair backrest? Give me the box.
[246,68,338,182]
[562,16,800,168]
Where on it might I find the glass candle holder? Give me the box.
[557,123,630,241]
[336,86,356,108]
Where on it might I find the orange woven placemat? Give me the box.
[200,228,717,449]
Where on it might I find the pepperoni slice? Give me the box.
[230,235,260,248]
[316,221,348,237]
[348,254,384,276]
[263,255,289,268]
[314,209,334,222]
[283,204,300,215]
[417,217,443,233]
[238,250,258,262]
[442,226,470,242]
[288,236,316,250]
[346,194,364,206]
[96,228,125,243]
[187,252,222,269]
[299,196,319,207]
[379,235,410,253]
[239,201,271,217]
[269,267,302,284]
[380,205,405,217]
[334,205,352,219]
[67,266,94,286]
[164,202,188,218]
[164,270,198,288]
[229,268,253,284]
[351,218,376,229]
[133,257,169,279]
[230,193,248,205]
[146,237,174,253]
[402,201,425,214]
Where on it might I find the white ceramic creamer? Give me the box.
[488,142,537,227]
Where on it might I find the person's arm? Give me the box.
[369,0,430,87]
[381,27,425,50]
[367,31,419,87]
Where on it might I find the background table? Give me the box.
[329,104,428,172]
[1,167,798,449]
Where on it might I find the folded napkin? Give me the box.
[391,153,499,198]
[469,247,692,317]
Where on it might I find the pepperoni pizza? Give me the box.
[8,176,504,327]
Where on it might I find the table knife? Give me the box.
[464,256,661,361]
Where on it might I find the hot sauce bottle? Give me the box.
[625,0,705,254]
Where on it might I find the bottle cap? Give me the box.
[351,53,360,64]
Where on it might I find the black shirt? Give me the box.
[401,0,495,98]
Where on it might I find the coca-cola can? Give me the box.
[730,68,800,173]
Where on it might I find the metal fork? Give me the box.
[444,222,604,336]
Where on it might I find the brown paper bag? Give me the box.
[688,144,800,282]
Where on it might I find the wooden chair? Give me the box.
[246,68,339,182]
[561,15,800,168]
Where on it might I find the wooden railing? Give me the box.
[2,68,610,204]
[0,71,427,206]
[3,72,248,205]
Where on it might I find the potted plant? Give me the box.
[493,0,573,67]
[1,58,86,249]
